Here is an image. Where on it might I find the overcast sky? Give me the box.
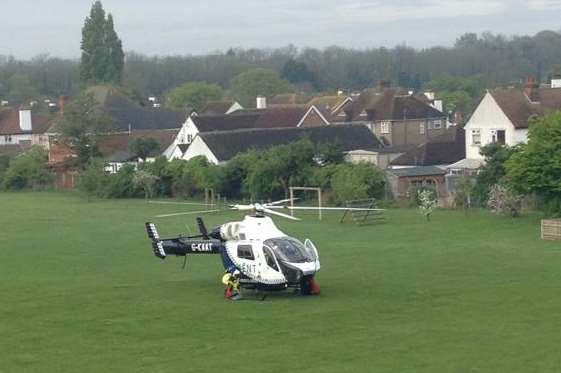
[1,0,560,59]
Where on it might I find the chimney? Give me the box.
[433,99,443,112]
[524,77,540,102]
[256,96,267,109]
[19,108,32,132]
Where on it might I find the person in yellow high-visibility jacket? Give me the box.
[222,270,241,300]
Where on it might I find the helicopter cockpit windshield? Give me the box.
[264,237,314,263]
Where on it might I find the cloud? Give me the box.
[523,0,561,9]
[334,0,506,23]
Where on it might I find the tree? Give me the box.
[7,73,39,104]
[472,143,518,205]
[77,160,109,200]
[2,146,52,190]
[506,112,561,214]
[229,68,292,107]
[329,163,385,205]
[418,189,438,221]
[129,137,160,161]
[80,1,124,85]
[281,59,318,89]
[57,92,113,166]
[166,82,223,110]
[133,170,160,200]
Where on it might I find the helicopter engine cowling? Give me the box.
[219,222,245,241]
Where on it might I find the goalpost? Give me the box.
[289,187,322,220]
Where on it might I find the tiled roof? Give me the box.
[489,87,561,129]
[191,106,314,132]
[103,94,186,131]
[342,88,444,122]
[0,108,52,135]
[97,129,180,162]
[391,127,465,166]
[199,124,383,162]
[199,101,237,115]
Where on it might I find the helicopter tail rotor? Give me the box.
[146,222,166,259]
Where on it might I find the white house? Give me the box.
[464,79,561,160]
[181,124,383,165]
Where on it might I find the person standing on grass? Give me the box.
[222,270,242,301]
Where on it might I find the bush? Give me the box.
[487,184,522,217]
[329,163,385,205]
[104,164,142,198]
[77,160,109,199]
[3,146,52,190]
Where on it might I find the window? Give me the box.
[433,119,442,129]
[471,129,481,146]
[262,246,279,271]
[380,121,391,134]
[419,123,425,135]
[187,134,193,143]
[264,237,313,264]
[492,130,505,145]
[237,245,254,260]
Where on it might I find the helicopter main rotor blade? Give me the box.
[262,207,301,221]
[266,198,299,206]
[149,200,212,206]
[269,206,386,212]
[229,204,255,211]
[155,209,222,218]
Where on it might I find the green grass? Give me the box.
[1,192,561,372]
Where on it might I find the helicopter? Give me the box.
[145,199,384,296]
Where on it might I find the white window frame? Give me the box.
[187,134,193,144]
[433,119,442,129]
[380,121,391,134]
[471,129,481,146]
[419,123,425,135]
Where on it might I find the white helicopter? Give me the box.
[145,199,383,295]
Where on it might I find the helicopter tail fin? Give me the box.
[146,222,166,259]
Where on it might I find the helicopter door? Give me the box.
[262,245,280,272]
[304,239,320,269]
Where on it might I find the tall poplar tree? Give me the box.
[80,1,124,85]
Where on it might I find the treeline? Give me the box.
[2,30,561,106]
[0,140,386,205]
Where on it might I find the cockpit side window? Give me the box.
[263,246,279,271]
[237,244,254,260]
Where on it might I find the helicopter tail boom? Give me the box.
[146,222,222,259]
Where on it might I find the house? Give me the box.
[464,78,561,160]
[169,105,330,159]
[182,124,383,165]
[199,101,243,115]
[0,108,52,149]
[336,84,447,146]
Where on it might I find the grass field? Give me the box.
[1,192,561,372]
